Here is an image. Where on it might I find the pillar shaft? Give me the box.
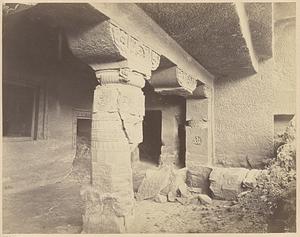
[81,69,145,233]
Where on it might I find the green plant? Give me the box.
[238,117,296,232]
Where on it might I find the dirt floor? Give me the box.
[3,178,268,234]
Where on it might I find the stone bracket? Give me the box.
[150,66,209,98]
[110,22,160,78]
[67,19,161,80]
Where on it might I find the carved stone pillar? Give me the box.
[64,20,160,233]
[81,68,146,233]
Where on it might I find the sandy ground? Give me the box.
[3,179,268,234]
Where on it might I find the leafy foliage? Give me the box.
[238,116,296,232]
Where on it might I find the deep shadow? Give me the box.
[139,110,162,165]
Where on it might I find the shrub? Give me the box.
[238,116,296,232]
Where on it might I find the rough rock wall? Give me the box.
[273,17,296,115]
[214,5,296,169]
[214,59,274,169]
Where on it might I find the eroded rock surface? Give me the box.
[136,166,171,201]
[209,167,249,200]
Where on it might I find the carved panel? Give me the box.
[192,136,202,145]
[110,23,160,77]
[176,68,198,93]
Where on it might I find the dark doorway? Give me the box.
[139,110,162,165]
[77,119,92,145]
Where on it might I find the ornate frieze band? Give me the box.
[110,23,161,78]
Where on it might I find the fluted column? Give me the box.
[81,67,146,233]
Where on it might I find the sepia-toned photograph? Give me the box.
[1,1,298,234]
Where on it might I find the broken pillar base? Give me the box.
[81,186,134,233]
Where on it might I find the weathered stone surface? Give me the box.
[188,196,201,205]
[82,70,147,233]
[136,166,171,201]
[138,3,258,77]
[209,167,249,200]
[243,169,262,188]
[163,167,189,199]
[244,3,273,60]
[188,187,203,194]
[186,166,212,194]
[186,98,208,122]
[167,191,176,202]
[178,183,192,198]
[132,170,146,193]
[3,139,75,194]
[176,197,189,205]
[154,194,167,203]
[81,186,129,233]
[186,127,209,165]
[150,66,198,97]
[198,194,212,205]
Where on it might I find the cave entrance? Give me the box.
[139,110,162,165]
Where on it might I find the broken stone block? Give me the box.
[198,194,212,205]
[132,171,146,193]
[167,191,176,202]
[186,166,212,194]
[163,167,189,199]
[209,167,249,200]
[154,194,167,203]
[176,197,189,205]
[136,166,171,201]
[188,187,203,194]
[188,196,201,205]
[178,183,192,198]
[243,169,262,188]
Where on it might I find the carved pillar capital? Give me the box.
[95,66,146,89]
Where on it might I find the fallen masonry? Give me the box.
[133,164,265,205]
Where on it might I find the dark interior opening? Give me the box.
[139,110,162,165]
[3,83,36,138]
[76,119,92,146]
[178,123,186,167]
